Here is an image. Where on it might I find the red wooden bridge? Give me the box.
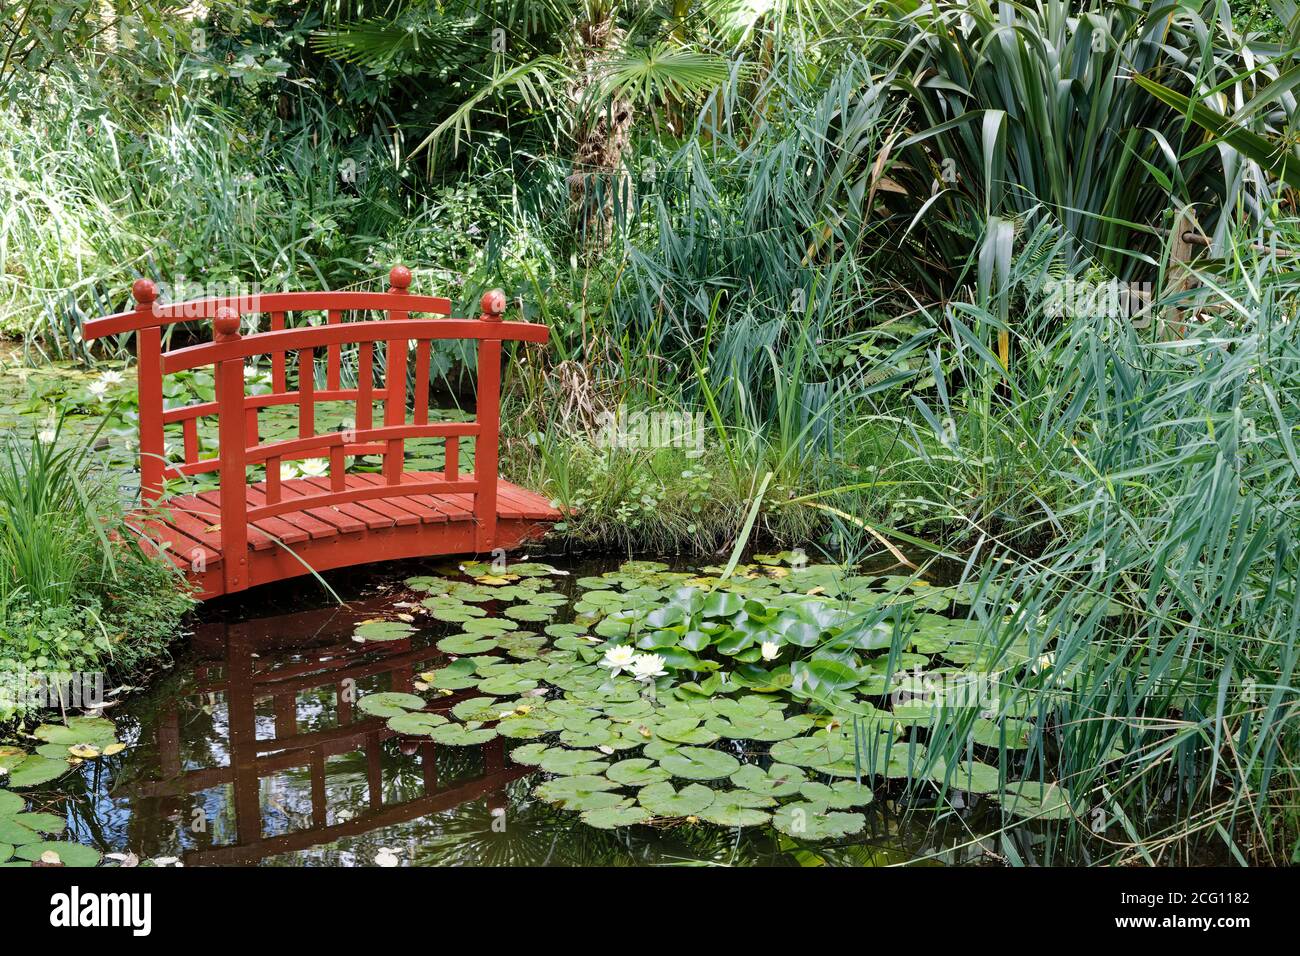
[84,266,559,600]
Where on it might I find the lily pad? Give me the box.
[659,746,740,780]
[535,778,626,811]
[730,763,807,798]
[972,717,1033,750]
[926,757,1002,794]
[358,692,427,718]
[697,791,773,827]
[798,780,875,808]
[0,817,39,845]
[437,633,498,655]
[0,790,26,816]
[429,724,498,746]
[999,781,1073,821]
[581,805,651,829]
[385,712,450,736]
[14,841,102,867]
[606,758,671,786]
[653,717,720,746]
[5,756,69,788]
[539,749,609,776]
[353,619,415,642]
[773,802,866,840]
[637,781,716,817]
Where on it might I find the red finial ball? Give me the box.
[389,264,412,291]
[132,278,158,306]
[480,288,506,320]
[213,307,241,341]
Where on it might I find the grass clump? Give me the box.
[0,422,193,722]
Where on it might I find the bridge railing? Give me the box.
[83,267,548,592]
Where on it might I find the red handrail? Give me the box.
[85,267,548,594]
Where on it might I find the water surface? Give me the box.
[43,555,1012,866]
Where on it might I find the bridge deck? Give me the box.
[132,471,559,600]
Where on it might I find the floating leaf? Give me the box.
[353,619,415,642]
[606,758,671,786]
[429,724,498,746]
[798,780,875,808]
[0,790,25,816]
[14,841,101,867]
[999,781,1072,820]
[358,692,426,718]
[773,802,865,839]
[0,817,39,845]
[385,712,450,736]
[697,790,773,827]
[539,749,609,776]
[437,633,498,655]
[581,805,651,829]
[926,757,1002,794]
[735,760,804,794]
[659,746,740,780]
[972,717,1033,750]
[509,743,553,765]
[5,756,68,788]
[637,781,716,817]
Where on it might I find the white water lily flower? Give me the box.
[374,848,400,867]
[88,379,109,398]
[1031,652,1055,674]
[280,461,301,480]
[99,369,125,386]
[299,458,329,477]
[599,644,637,675]
[760,641,780,661]
[37,428,56,444]
[629,653,667,683]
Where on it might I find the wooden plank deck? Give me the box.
[130,471,559,600]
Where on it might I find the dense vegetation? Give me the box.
[1,0,1298,864]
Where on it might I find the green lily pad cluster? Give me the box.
[357,556,1078,839]
[0,716,123,867]
[0,716,124,792]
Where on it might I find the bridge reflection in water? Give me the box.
[113,598,529,866]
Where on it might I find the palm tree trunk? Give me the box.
[566,11,634,252]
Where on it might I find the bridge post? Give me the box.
[214,308,249,593]
[384,265,412,485]
[132,279,166,503]
[475,289,505,552]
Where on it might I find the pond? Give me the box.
[15,553,1056,867]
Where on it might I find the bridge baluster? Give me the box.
[182,416,199,465]
[326,309,344,389]
[413,338,431,426]
[266,454,281,505]
[214,308,249,593]
[298,347,315,438]
[270,311,287,391]
[383,265,412,485]
[445,431,459,483]
[357,340,374,431]
[475,289,506,551]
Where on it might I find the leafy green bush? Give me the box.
[881,0,1274,284]
[0,422,193,722]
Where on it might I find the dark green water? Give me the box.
[32,554,1021,867]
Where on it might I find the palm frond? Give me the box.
[598,44,734,105]
[409,56,566,162]
[311,10,472,69]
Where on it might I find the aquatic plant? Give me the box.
[356,555,1073,843]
